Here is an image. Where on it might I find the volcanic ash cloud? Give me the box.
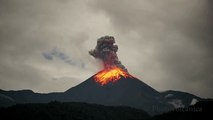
[89,36,127,72]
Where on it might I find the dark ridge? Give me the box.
[0,101,150,120]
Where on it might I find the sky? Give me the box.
[0,0,212,98]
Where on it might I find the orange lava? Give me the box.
[94,67,133,85]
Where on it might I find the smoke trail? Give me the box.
[89,36,127,71]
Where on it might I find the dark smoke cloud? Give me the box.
[89,36,127,71]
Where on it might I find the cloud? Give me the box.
[42,52,53,60]
[42,48,85,68]
[0,0,212,97]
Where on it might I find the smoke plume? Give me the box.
[89,36,127,71]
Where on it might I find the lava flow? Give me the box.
[94,67,133,85]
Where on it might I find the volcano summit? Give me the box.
[94,66,134,85]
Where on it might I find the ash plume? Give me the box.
[89,36,127,72]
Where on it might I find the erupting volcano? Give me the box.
[64,35,172,115]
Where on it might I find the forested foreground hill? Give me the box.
[0,101,150,120]
[0,100,212,120]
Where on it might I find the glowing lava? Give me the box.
[94,67,133,85]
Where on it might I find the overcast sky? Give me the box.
[0,0,212,98]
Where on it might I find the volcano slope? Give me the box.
[62,72,173,115]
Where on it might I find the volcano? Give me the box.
[59,36,172,114]
[60,67,172,115]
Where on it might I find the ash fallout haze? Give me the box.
[0,0,213,98]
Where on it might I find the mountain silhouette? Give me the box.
[0,72,205,115]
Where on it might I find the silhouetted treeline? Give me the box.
[0,100,212,120]
[0,101,150,120]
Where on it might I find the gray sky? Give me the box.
[0,0,212,98]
